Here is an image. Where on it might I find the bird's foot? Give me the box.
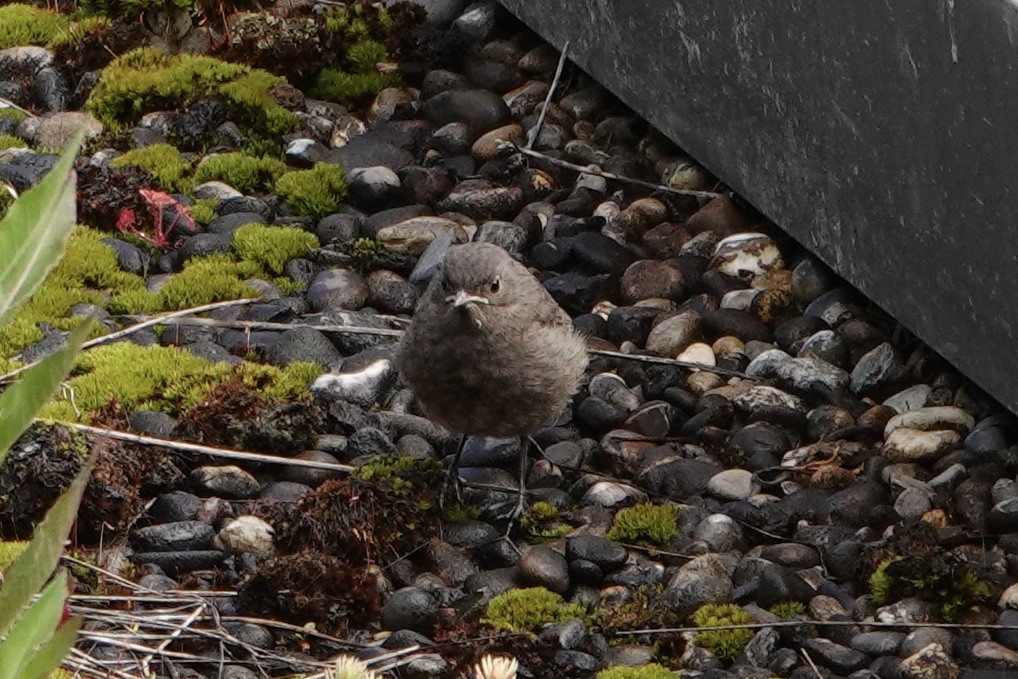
[437,470,465,511]
[501,491,529,538]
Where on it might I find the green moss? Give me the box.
[49,15,112,49]
[0,109,26,124]
[605,503,678,546]
[596,665,675,679]
[443,504,479,523]
[521,501,572,541]
[352,454,441,497]
[157,254,259,309]
[0,226,148,358]
[186,197,217,225]
[344,237,380,273]
[483,587,585,633]
[868,557,899,606]
[0,135,26,151]
[274,163,346,219]
[691,603,754,662]
[193,151,288,195]
[110,143,193,193]
[0,4,68,50]
[232,224,319,275]
[312,68,400,105]
[40,343,319,422]
[0,541,28,571]
[312,9,401,105]
[768,601,806,620]
[85,48,296,138]
[869,555,990,621]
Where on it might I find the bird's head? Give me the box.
[436,243,518,329]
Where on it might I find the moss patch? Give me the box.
[0,4,67,50]
[109,143,193,194]
[483,587,585,633]
[596,666,675,679]
[193,151,288,195]
[79,0,192,20]
[0,135,27,151]
[231,224,318,275]
[186,197,217,225]
[85,48,296,138]
[274,162,346,219]
[40,342,319,422]
[605,502,678,546]
[692,603,753,662]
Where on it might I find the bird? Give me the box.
[398,241,589,524]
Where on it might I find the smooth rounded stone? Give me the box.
[828,480,889,527]
[636,454,721,500]
[443,520,500,549]
[259,481,312,502]
[177,232,232,262]
[193,181,242,201]
[132,550,224,575]
[901,628,954,658]
[306,269,368,312]
[206,210,266,236]
[622,401,677,439]
[437,179,523,220]
[219,622,274,650]
[774,315,829,354]
[377,216,465,255]
[708,469,759,501]
[422,88,510,137]
[284,138,329,166]
[645,310,701,356]
[710,233,783,281]
[736,558,814,607]
[326,132,414,171]
[220,667,259,679]
[543,441,585,469]
[720,288,758,312]
[553,650,599,673]
[214,516,274,558]
[424,539,479,586]
[882,428,962,463]
[972,641,1018,667]
[729,422,790,467]
[128,410,177,438]
[32,111,102,148]
[798,329,850,368]
[620,260,685,304]
[401,653,449,678]
[884,406,975,437]
[346,166,402,211]
[991,479,1017,505]
[758,543,821,570]
[747,349,849,393]
[309,356,392,409]
[131,521,215,553]
[262,326,343,370]
[189,466,260,499]
[806,404,855,440]
[929,463,968,491]
[569,230,637,275]
[519,545,570,594]
[852,631,905,656]
[606,305,660,347]
[850,342,906,395]
[993,610,1018,650]
[148,491,202,524]
[791,257,836,305]
[471,123,524,160]
[884,384,933,414]
[138,573,179,591]
[604,645,656,668]
[894,486,933,521]
[899,643,957,679]
[430,121,472,155]
[279,451,344,487]
[457,436,521,468]
[381,587,439,633]
[476,219,529,254]
[802,638,868,674]
[966,423,1010,454]
[566,535,628,572]
[988,498,1018,533]
[702,308,772,343]
[693,513,743,551]
[581,481,647,508]
[724,384,806,420]
[657,560,734,618]
[316,213,361,245]
[677,342,716,368]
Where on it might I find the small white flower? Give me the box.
[473,655,519,679]
[328,655,381,679]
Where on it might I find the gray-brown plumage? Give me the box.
[398,242,589,518]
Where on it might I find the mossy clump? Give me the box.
[0,4,67,50]
[768,601,806,619]
[0,135,27,151]
[40,342,318,422]
[483,587,586,633]
[605,503,678,546]
[596,665,675,679]
[0,541,28,571]
[691,603,753,662]
[186,197,218,225]
[0,226,147,358]
[344,237,381,273]
[231,223,319,275]
[154,254,260,309]
[109,143,193,193]
[0,109,26,125]
[868,554,989,621]
[193,151,288,195]
[273,162,346,219]
[521,501,572,541]
[85,48,296,138]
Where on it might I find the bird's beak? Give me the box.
[446,290,490,308]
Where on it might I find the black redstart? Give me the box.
[398,242,589,521]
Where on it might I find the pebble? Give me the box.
[311,357,396,407]
[189,466,261,499]
[882,428,962,462]
[214,516,274,558]
[306,269,369,312]
[131,521,215,553]
[519,545,570,594]
[707,469,759,501]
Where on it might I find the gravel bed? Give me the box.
[1,1,1017,678]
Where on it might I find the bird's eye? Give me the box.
[490,277,501,293]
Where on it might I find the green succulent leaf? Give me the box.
[0,570,71,679]
[19,613,83,679]
[0,130,82,328]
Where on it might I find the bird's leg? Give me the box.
[439,434,467,510]
[503,436,530,536]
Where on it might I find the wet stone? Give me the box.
[131,521,215,553]
[190,466,261,499]
[519,545,570,594]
